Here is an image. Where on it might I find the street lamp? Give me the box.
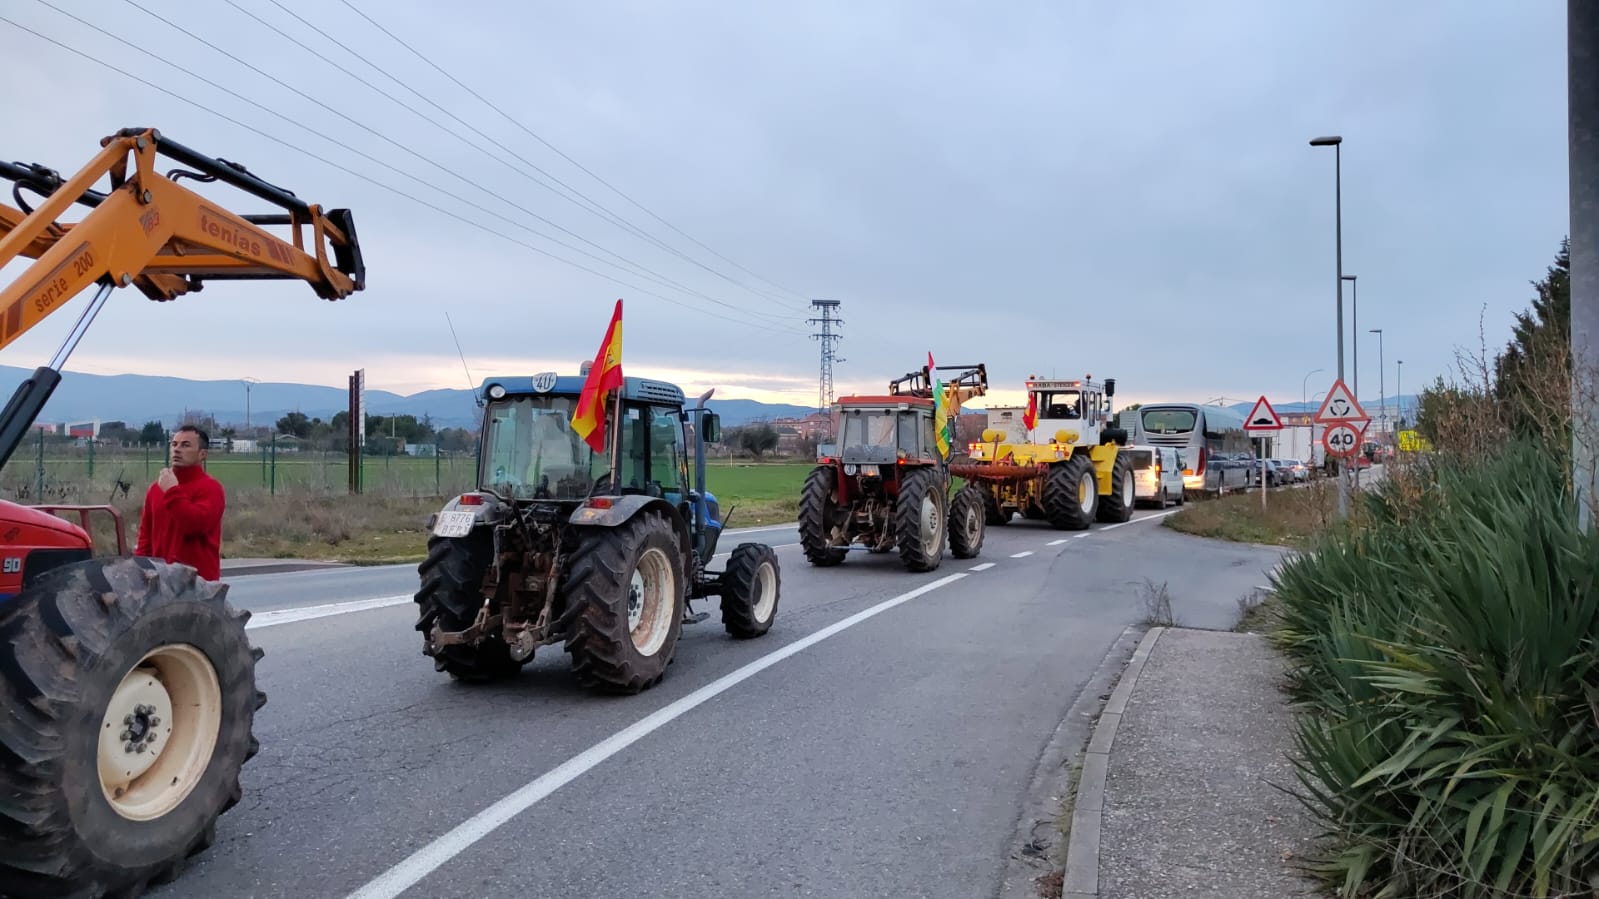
[241,377,260,433]
[1396,360,1404,427]
[1311,133,1348,515]
[1369,329,1385,436]
[1302,367,1324,411]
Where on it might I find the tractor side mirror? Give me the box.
[701,412,721,444]
[1104,378,1116,398]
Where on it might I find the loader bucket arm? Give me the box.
[888,362,989,404]
[0,127,366,469]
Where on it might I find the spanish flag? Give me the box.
[571,299,624,453]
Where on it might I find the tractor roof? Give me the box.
[478,373,687,406]
[835,395,934,409]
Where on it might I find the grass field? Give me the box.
[0,451,815,564]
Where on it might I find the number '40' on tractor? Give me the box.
[415,369,781,693]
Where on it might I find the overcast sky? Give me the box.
[0,1,1571,414]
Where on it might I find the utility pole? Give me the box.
[1311,135,1349,517]
[1571,0,1599,530]
[808,299,844,416]
[1370,329,1385,438]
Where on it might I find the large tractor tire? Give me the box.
[895,467,948,572]
[0,556,263,899]
[1044,455,1099,531]
[798,465,848,566]
[949,482,986,559]
[414,530,524,682]
[720,542,780,639]
[1096,452,1136,524]
[562,512,686,694]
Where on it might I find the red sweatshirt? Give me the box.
[134,465,226,581]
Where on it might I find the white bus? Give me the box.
[1131,403,1252,494]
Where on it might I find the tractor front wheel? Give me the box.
[0,557,263,899]
[720,542,780,638]
[1096,452,1136,523]
[895,467,948,572]
[562,512,686,693]
[949,482,986,559]
[1044,455,1098,530]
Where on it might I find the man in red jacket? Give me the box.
[135,424,226,581]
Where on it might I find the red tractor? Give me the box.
[0,128,364,898]
[798,362,990,571]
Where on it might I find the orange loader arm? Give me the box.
[0,126,364,355]
[0,127,365,470]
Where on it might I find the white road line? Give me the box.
[968,562,996,571]
[1100,508,1184,531]
[1010,551,1034,558]
[1047,538,1069,546]
[245,595,412,630]
[344,571,970,899]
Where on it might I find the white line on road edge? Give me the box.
[245,595,412,630]
[344,571,971,899]
[1100,508,1184,532]
[1010,551,1034,558]
[969,562,996,571]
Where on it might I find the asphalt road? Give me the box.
[149,511,1284,899]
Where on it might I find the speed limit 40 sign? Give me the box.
[1322,421,1364,457]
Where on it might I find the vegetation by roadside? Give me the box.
[1161,479,1345,549]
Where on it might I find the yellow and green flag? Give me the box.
[929,351,950,458]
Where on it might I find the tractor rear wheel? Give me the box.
[949,482,986,559]
[0,557,263,899]
[1044,455,1098,530]
[1096,452,1136,523]
[415,531,524,682]
[895,467,948,572]
[799,465,848,566]
[562,512,686,693]
[720,542,780,638]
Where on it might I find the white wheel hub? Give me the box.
[920,492,942,549]
[751,562,777,623]
[628,547,675,656]
[98,644,221,822]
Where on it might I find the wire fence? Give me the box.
[0,432,480,503]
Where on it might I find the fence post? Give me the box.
[270,434,277,496]
[261,442,267,487]
[144,442,150,479]
[87,437,94,479]
[435,444,441,495]
[35,429,44,496]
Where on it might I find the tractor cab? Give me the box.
[818,396,939,472]
[1025,375,1120,448]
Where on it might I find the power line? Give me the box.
[339,0,813,309]
[0,13,804,338]
[105,0,801,333]
[267,0,807,314]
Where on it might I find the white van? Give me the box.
[1125,445,1185,508]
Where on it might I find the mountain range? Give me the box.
[0,365,820,431]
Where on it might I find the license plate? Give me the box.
[432,510,476,538]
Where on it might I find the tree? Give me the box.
[276,411,312,439]
[737,423,780,458]
[139,421,165,445]
[1494,237,1570,444]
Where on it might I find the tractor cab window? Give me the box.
[648,406,687,498]
[1037,391,1082,420]
[841,409,899,448]
[480,395,602,500]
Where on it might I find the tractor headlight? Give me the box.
[487,384,506,399]
[844,464,858,475]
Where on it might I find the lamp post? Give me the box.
[1397,360,1404,427]
[1369,329,1385,438]
[1311,134,1348,516]
[1342,274,1360,485]
[241,377,260,433]
[1303,367,1324,468]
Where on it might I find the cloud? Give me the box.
[0,0,1570,416]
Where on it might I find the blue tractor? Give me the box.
[415,370,781,693]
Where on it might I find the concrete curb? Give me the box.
[997,625,1144,899]
[1062,625,1168,898]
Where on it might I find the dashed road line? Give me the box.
[1010,551,1034,558]
[969,562,996,571]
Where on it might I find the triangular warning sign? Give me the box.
[1243,395,1283,431]
[1314,378,1369,425]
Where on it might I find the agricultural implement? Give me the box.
[0,128,364,897]
[414,367,781,691]
[950,374,1136,529]
[798,360,990,571]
